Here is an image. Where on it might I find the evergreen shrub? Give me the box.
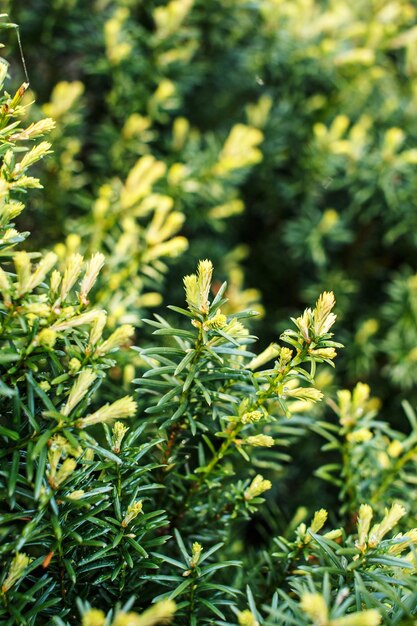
[2,6,417,626]
[4,0,417,406]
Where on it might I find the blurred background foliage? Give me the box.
[4,0,417,409]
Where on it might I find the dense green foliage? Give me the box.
[4,0,417,405]
[3,3,417,626]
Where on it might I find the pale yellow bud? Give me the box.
[52,310,103,332]
[82,609,106,626]
[278,347,293,368]
[240,410,264,425]
[294,309,311,341]
[95,325,135,357]
[215,124,263,175]
[138,292,163,308]
[356,503,373,552]
[313,291,336,336]
[14,251,31,295]
[142,236,188,262]
[66,490,85,501]
[387,440,402,458]
[152,79,176,104]
[50,270,62,297]
[0,266,11,295]
[27,252,57,293]
[247,343,280,370]
[352,382,370,410]
[89,312,107,346]
[323,529,343,541]
[244,474,272,500]
[121,500,143,527]
[11,118,56,140]
[112,599,176,626]
[287,387,323,402]
[223,318,248,338]
[42,81,84,119]
[112,421,129,453]
[197,259,213,314]
[184,274,199,310]
[62,369,98,416]
[79,253,105,305]
[246,94,273,129]
[172,117,190,151]
[383,127,405,156]
[36,328,57,348]
[208,199,244,220]
[300,592,328,626]
[183,259,214,314]
[66,234,81,253]
[19,141,52,170]
[2,200,24,221]
[310,509,328,533]
[2,553,32,593]
[154,0,194,39]
[237,610,259,626]
[50,458,77,489]
[309,347,337,360]
[77,396,137,428]
[346,428,373,443]
[122,113,152,139]
[330,609,381,626]
[189,542,203,568]
[368,504,407,548]
[60,253,84,300]
[245,435,274,447]
[69,358,82,374]
[389,529,417,556]
[83,448,95,463]
[121,155,166,210]
[202,309,227,330]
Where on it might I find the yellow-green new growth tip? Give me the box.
[77,396,137,428]
[89,311,107,346]
[368,503,407,548]
[60,253,84,301]
[184,259,213,314]
[2,553,32,593]
[82,609,105,626]
[286,387,323,402]
[245,434,274,447]
[50,458,77,489]
[313,291,336,336]
[112,421,129,454]
[190,542,203,568]
[244,474,272,500]
[121,500,143,527]
[331,610,381,626]
[300,591,380,626]
[300,592,328,626]
[247,343,280,370]
[112,599,176,626]
[240,409,264,425]
[356,503,373,552]
[310,509,328,533]
[389,528,417,555]
[14,250,57,296]
[62,369,98,416]
[237,610,259,626]
[79,252,105,305]
[95,324,135,356]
